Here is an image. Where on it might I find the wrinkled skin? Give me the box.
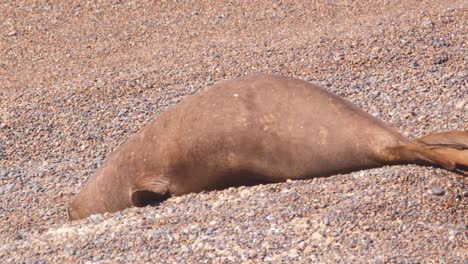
[69,75,467,220]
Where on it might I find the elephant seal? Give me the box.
[69,75,467,220]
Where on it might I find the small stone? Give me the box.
[325,236,335,246]
[288,249,299,258]
[368,76,378,84]
[7,30,17,36]
[434,57,448,64]
[128,79,138,87]
[416,86,427,92]
[457,71,468,78]
[36,170,47,178]
[422,20,434,26]
[448,230,459,241]
[403,112,414,119]
[409,61,419,67]
[431,187,445,196]
[454,194,462,201]
[455,99,467,109]
[181,245,190,253]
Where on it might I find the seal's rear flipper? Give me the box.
[384,131,468,171]
[389,144,456,170]
[413,131,468,169]
[131,178,171,207]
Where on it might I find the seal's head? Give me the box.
[68,165,134,221]
[68,183,106,221]
[68,188,98,221]
[68,162,171,221]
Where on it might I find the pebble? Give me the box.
[455,99,467,110]
[430,187,445,196]
[434,57,448,64]
[422,20,434,26]
[7,30,17,36]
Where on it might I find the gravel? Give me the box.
[0,0,466,262]
[431,187,446,196]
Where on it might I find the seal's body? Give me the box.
[69,75,467,220]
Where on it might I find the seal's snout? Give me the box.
[68,201,81,221]
[67,207,73,221]
[68,205,85,221]
[67,206,79,221]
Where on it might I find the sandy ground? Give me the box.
[0,0,467,262]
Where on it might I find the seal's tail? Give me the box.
[385,131,467,171]
[391,131,468,170]
[412,131,468,170]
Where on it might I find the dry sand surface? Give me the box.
[0,0,467,262]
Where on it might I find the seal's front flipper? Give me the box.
[413,131,468,169]
[131,178,171,207]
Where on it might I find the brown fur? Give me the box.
[69,75,467,220]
